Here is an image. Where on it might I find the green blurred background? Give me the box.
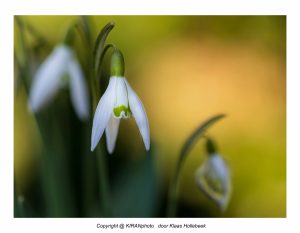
[14,16,286,217]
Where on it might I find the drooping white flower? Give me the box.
[28,44,89,121]
[195,154,231,211]
[91,49,150,153]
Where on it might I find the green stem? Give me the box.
[76,16,96,216]
[96,146,111,216]
[36,113,64,216]
[166,161,184,217]
[88,21,115,217]
[91,81,111,216]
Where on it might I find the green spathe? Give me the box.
[110,49,125,77]
[206,137,217,155]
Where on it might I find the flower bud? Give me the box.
[195,154,231,211]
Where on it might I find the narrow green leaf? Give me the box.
[78,16,93,47]
[63,23,77,45]
[93,21,115,78]
[111,148,159,217]
[25,20,50,49]
[91,22,115,110]
[14,180,37,218]
[15,16,30,93]
[15,16,50,55]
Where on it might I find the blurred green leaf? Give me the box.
[111,148,159,217]
[14,195,37,218]
[77,16,93,47]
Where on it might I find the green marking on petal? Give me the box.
[113,105,131,118]
[203,169,225,194]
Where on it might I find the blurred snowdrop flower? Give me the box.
[91,49,150,153]
[28,44,89,121]
[195,153,231,211]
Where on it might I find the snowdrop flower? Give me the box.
[29,44,89,121]
[91,49,150,153]
[195,153,231,211]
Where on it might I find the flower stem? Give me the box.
[166,114,226,217]
[166,161,184,217]
[96,146,111,216]
[85,20,115,217]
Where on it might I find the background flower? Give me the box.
[28,44,89,121]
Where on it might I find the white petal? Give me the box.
[91,77,117,151]
[195,154,231,211]
[29,45,72,112]
[208,154,230,187]
[105,115,120,154]
[68,57,90,121]
[124,79,150,150]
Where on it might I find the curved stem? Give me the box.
[166,114,226,217]
[166,160,184,217]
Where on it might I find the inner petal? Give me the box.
[113,78,131,118]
